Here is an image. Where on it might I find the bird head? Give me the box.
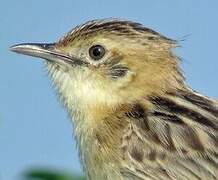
[11,19,183,112]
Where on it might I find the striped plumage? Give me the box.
[120,89,218,179]
[11,19,218,179]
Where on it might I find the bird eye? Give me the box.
[89,45,105,60]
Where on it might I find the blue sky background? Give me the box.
[1,1,218,180]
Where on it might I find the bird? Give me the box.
[10,18,218,180]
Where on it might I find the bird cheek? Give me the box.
[116,71,136,88]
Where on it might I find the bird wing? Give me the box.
[120,90,218,180]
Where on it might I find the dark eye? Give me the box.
[89,45,105,60]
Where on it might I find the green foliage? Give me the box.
[22,168,85,180]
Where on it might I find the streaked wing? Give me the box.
[120,89,218,180]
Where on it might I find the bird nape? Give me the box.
[10,18,218,180]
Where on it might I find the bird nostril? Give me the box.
[40,43,55,50]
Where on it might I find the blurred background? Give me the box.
[1,0,218,180]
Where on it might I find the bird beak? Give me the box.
[10,43,84,66]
